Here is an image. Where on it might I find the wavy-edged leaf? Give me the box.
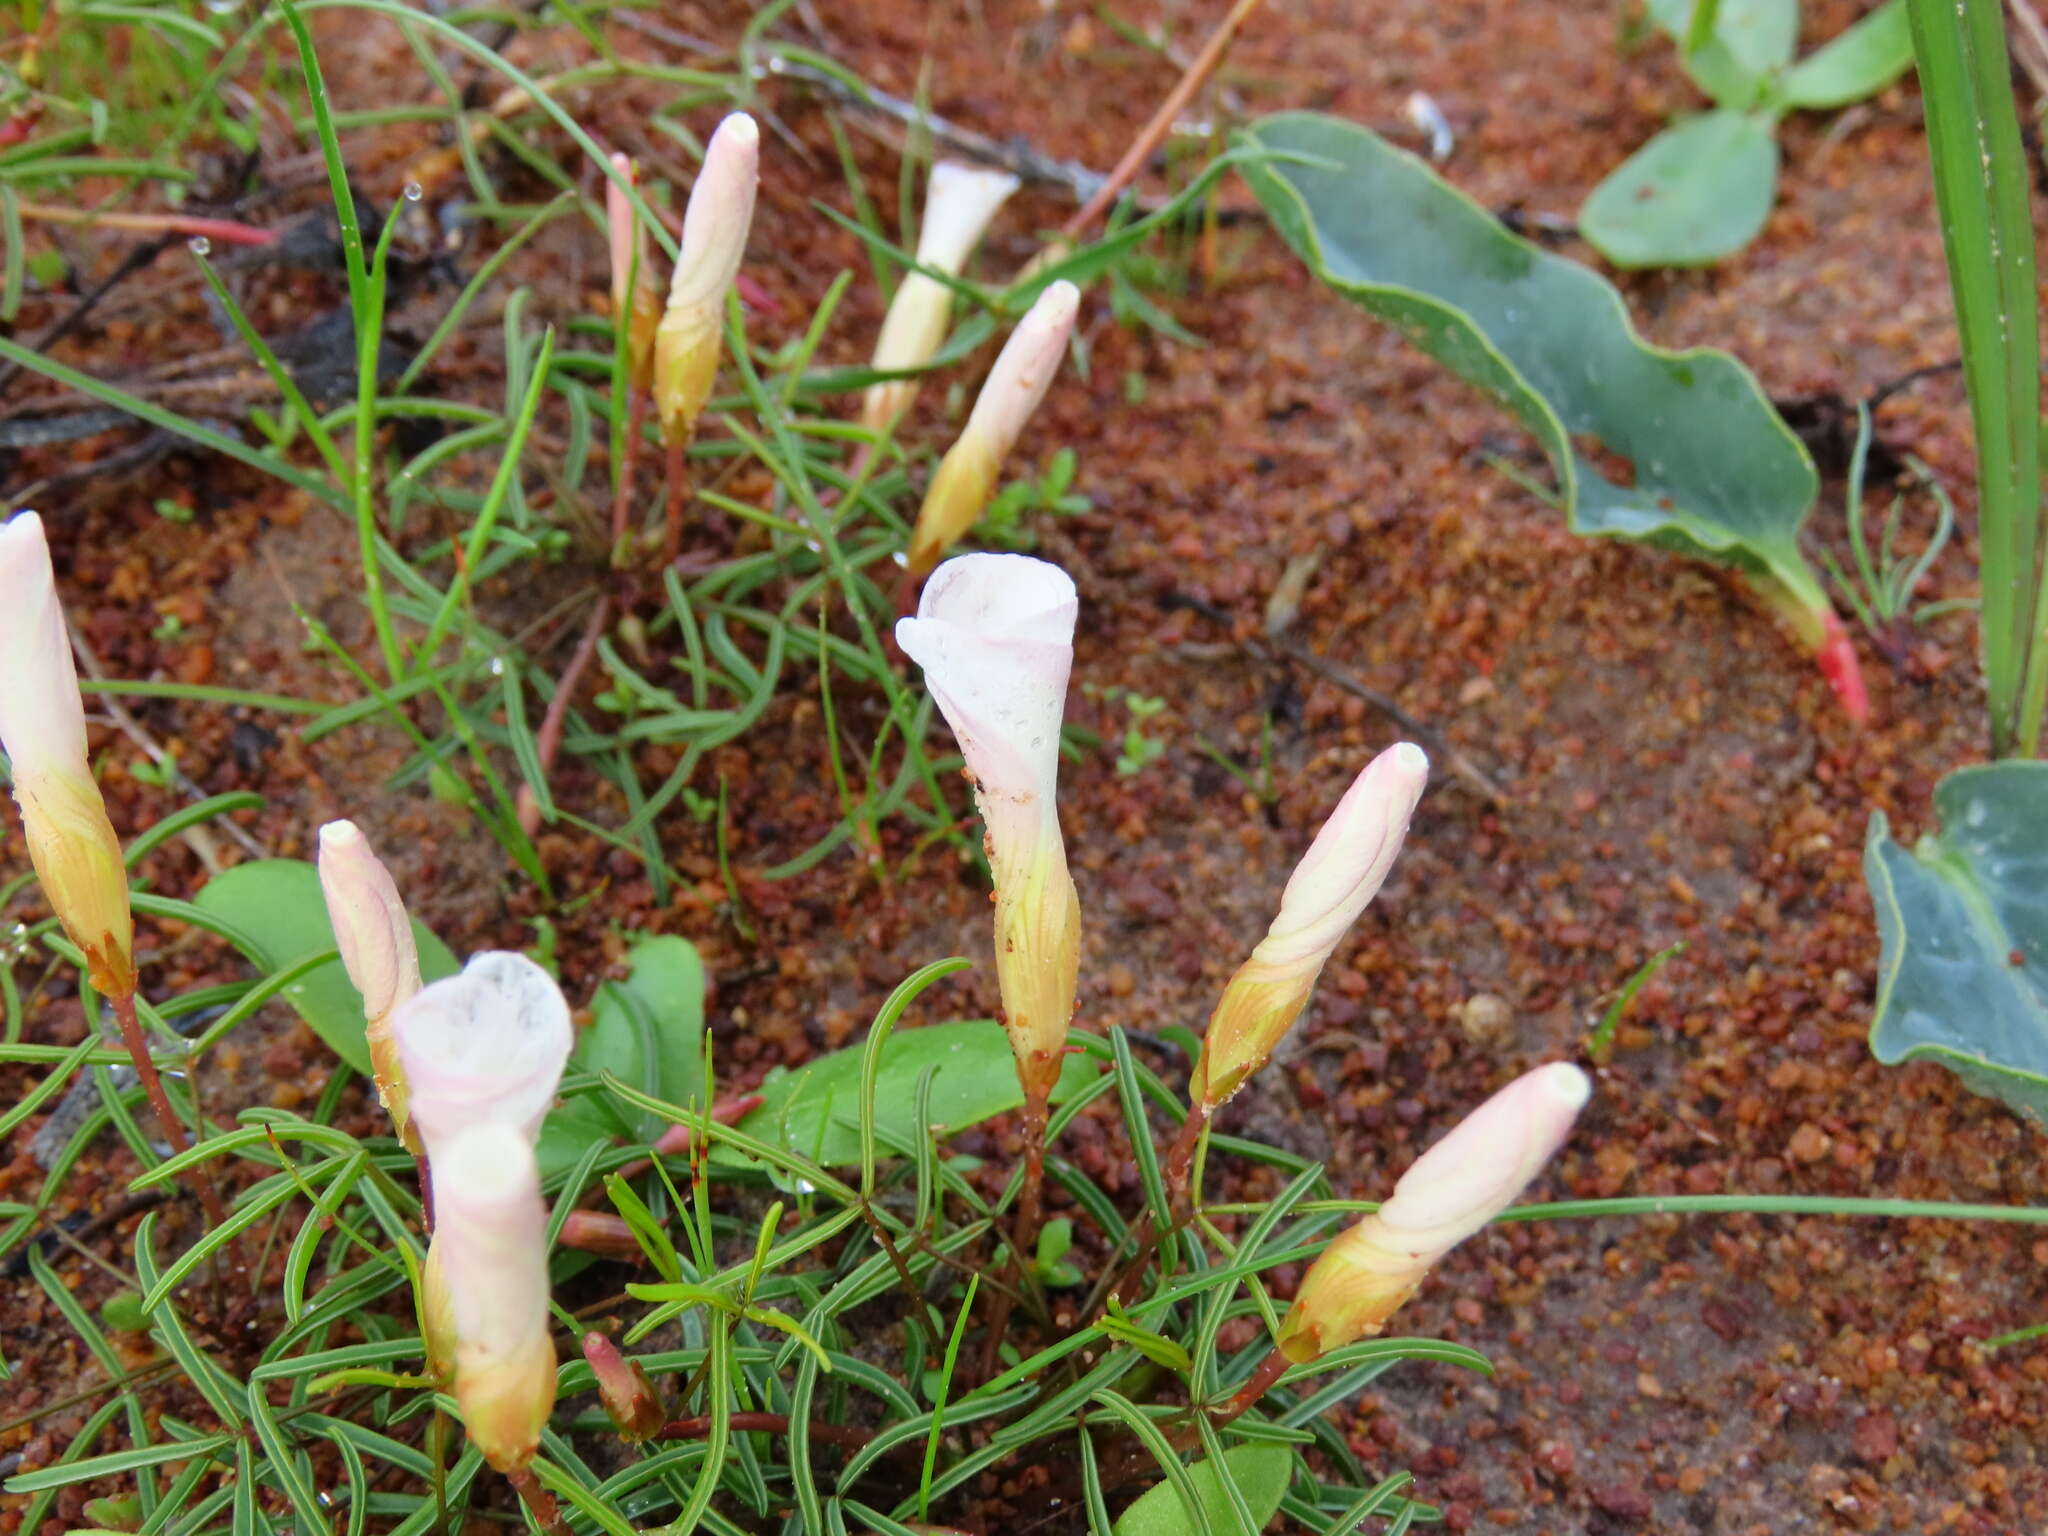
[1781,0,1913,109]
[1866,762,2048,1124]
[193,859,457,1073]
[1580,110,1779,268]
[1237,111,1832,636]
[1113,1443,1294,1536]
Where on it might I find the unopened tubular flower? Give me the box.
[861,161,1021,434]
[391,950,573,1148]
[582,1332,665,1441]
[653,112,759,447]
[0,513,132,999]
[906,281,1080,576]
[896,555,1079,1105]
[429,1122,556,1470]
[607,152,662,391]
[318,820,422,1148]
[1276,1062,1590,1362]
[1191,743,1429,1115]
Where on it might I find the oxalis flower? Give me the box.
[391,951,571,1380]
[0,512,133,999]
[1190,742,1429,1116]
[906,281,1080,577]
[1276,1062,1591,1363]
[392,950,573,1148]
[896,554,1079,1106]
[862,161,1021,434]
[427,1121,556,1471]
[654,112,760,448]
[318,820,423,1151]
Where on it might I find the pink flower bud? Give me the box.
[862,161,1020,433]
[0,513,132,999]
[1277,1063,1590,1361]
[582,1331,664,1441]
[907,281,1080,575]
[606,152,662,390]
[430,1122,556,1470]
[392,951,572,1150]
[896,556,1079,1102]
[654,113,759,446]
[318,820,423,1148]
[1192,743,1428,1113]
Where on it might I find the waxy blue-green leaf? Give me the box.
[193,858,457,1073]
[1781,0,1913,109]
[1237,111,1830,630]
[1580,109,1779,268]
[1866,762,2048,1125]
[1650,0,1799,107]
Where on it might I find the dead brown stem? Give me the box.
[1057,0,1267,242]
[655,1412,867,1449]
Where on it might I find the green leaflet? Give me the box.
[1866,763,2048,1126]
[1113,1443,1293,1536]
[731,1019,1093,1166]
[538,935,706,1178]
[1578,109,1779,269]
[1236,111,1833,638]
[1584,0,1914,265]
[193,859,458,1073]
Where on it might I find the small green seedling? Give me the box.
[1582,0,1913,266]
[1815,403,1966,646]
[981,447,1091,551]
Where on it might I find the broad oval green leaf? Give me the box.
[1113,1444,1294,1536]
[539,935,706,1177]
[193,859,458,1073]
[1650,0,1800,106]
[1581,110,1780,268]
[1237,111,1829,630]
[1781,0,1913,109]
[1866,762,2048,1124]
[732,1019,1094,1166]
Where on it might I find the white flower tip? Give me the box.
[393,950,573,1146]
[912,553,1077,638]
[1385,740,1428,781]
[1532,1059,1592,1112]
[715,111,759,151]
[917,161,1021,268]
[1037,279,1080,325]
[318,818,366,856]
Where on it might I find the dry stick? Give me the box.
[517,595,611,837]
[1056,0,1269,242]
[504,1468,573,1536]
[1168,590,1508,806]
[656,1412,869,1449]
[108,992,235,1243]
